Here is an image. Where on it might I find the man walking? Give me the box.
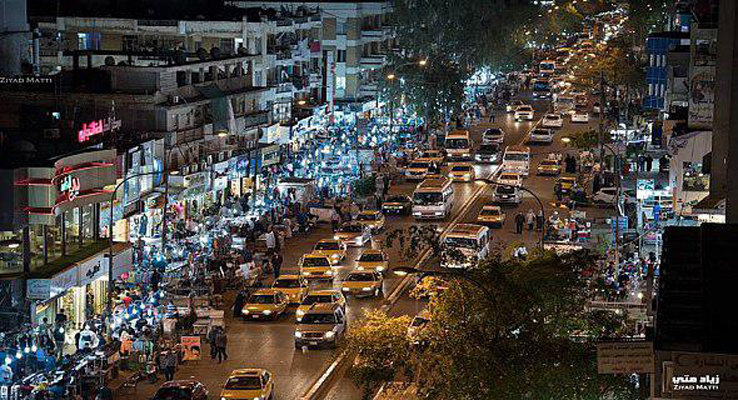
[536,210,544,232]
[215,328,228,363]
[526,209,535,231]
[271,252,283,279]
[162,349,177,381]
[264,228,276,256]
[514,212,525,234]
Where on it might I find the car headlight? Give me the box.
[464,174,470,178]
[254,397,263,400]
[376,266,385,271]
[357,266,365,270]
[362,287,372,291]
[262,310,272,315]
[295,331,302,338]
[296,310,305,317]
[325,269,333,275]
[302,271,310,276]
[413,212,421,216]
[221,397,227,400]
[242,309,250,314]
[333,235,340,240]
[325,331,336,339]
[331,254,340,258]
[342,287,350,292]
[434,211,443,216]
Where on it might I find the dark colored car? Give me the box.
[382,195,412,215]
[151,379,208,400]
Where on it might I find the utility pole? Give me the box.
[599,72,606,167]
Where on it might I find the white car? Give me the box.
[482,128,505,144]
[492,185,521,205]
[506,100,526,113]
[514,105,534,121]
[542,113,564,128]
[571,112,589,123]
[529,128,554,144]
[593,188,636,205]
[496,172,523,187]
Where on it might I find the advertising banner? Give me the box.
[181,336,202,361]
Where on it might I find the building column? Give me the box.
[60,213,66,256]
[715,0,738,221]
[42,225,48,265]
[22,226,30,275]
[184,68,192,85]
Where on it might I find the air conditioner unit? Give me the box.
[201,162,208,171]
[207,155,214,165]
[169,95,180,104]
[182,165,190,175]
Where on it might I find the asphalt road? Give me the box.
[127,93,607,400]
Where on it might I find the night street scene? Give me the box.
[1,0,737,399]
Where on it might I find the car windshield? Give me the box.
[445,237,478,249]
[303,257,330,267]
[154,388,192,400]
[481,208,500,216]
[357,214,378,221]
[422,152,440,157]
[409,162,429,169]
[301,313,337,324]
[451,166,472,172]
[413,192,443,205]
[499,174,518,181]
[546,115,560,120]
[386,196,407,203]
[485,129,502,137]
[339,224,363,233]
[315,242,340,250]
[224,376,262,390]
[273,279,301,288]
[249,295,276,304]
[517,106,533,112]
[346,273,375,282]
[533,81,550,91]
[445,138,470,149]
[359,253,384,262]
[302,295,334,305]
[504,153,528,161]
[411,317,429,327]
[532,129,550,136]
[496,186,516,195]
[540,160,559,166]
[479,144,499,153]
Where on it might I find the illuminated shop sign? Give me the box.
[59,175,81,200]
[78,117,122,143]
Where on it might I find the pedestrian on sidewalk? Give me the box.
[645,155,653,172]
[535,210,544,232]
[331,210,340,232]
[207,327,218,359]
[526,209,535,231]
[215,328,228,363]
[271,252,283,279]
[514,212,525,234]
[264,228,276,256]
[162,349,177,381]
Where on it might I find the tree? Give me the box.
[343,310,413,400]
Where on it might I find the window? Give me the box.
[337,50,346,63]
[77,32,101,50]
[336,21,346,35]
[336,76,346,90]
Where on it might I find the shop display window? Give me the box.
[0,230,23,276]
[682,162,709,192]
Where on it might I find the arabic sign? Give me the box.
[26,279,52,300]
[78,254,107,286]
[597,342,654,374]
[688,66,715,130]
[78,118,122,143]
[665,352,738,399]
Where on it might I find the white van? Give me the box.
[444,130,473,161]
[412,178,454,220]
[441,224,492,268]
[502,145,531,176]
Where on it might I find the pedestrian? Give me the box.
[150,268,161,293]
[331,210,340,232]
[645,155,653,172]
[162,349,177,381]
[271,252,283,279]
[264,228,276,256]
[526,209,535,231]
[233,291,246,318]
[535,210,544,232]
[514,212,525,234]
[215,328,228,363]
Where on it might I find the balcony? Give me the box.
[360,54,387,70]
[361,28,384,42]
[239,110,271,129]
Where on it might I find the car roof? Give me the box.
[275,274,301,280]
[228,368,266,377]
[500,172,520,177]
[348,269,377,276]
[361,249,385,255]
[359,209,381,215]
[305,252,331,258]
[304,303,341,314]
[482,204,502,210]
[451,163,472,168]
[252,288,280,296]
[447,223,488,236]
[306,289,341,296]
[316,238,341,244]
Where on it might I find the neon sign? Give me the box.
[78,118,122,143]
[59,175,81,200]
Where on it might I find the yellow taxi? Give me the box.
[448,163,475,182]
[356,249,390,274]
[300,253,335,280]
[356,210,385,232]
[311,239,347,264]
[296,289,347,322]
[272,274,308,304]
[341,270,383,298]
[219,368,274,400]
[241,289,288,320]
[476,204,505,228]
[421,149,445,166]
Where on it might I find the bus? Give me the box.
[539,60,556,76]
[441,224,492,268]
[443,130,473,161]
[532,78,551,99]
[412,178,454,220]
[501,145,531,176]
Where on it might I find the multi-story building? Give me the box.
[644,31,690,111]
[231,1,395,108]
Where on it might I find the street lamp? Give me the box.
[386,73,396,80]
[392,266,493,299]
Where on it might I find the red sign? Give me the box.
[78,118,122,143]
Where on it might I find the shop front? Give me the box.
[168,171,211,221]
